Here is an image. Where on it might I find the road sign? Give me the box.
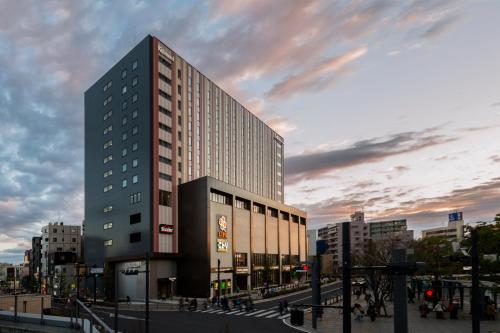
[449,212,463,221]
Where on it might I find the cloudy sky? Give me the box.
[0,0,499,263]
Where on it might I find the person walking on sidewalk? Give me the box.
[352,303,364,321]
[283,299,289,313]
[434,301,446,319]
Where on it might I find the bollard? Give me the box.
[41,297,45,325]
[14,295,18,322]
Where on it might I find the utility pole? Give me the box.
[93,265,97,305]
[311,254,321,329]
[342,222,351,333]
[471,229,480,333]
[76,263,80,317]
[217,258,221,305]
[145,252,150,333]
[392,248,408,333]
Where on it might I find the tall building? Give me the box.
[84,35,306,299]
[317,212,413,270]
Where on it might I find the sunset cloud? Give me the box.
[285,128,456,184]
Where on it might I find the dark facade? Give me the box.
[178,177,307,298]
[30,237,42,280]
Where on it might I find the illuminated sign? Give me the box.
[158,44,175,62]
[159,224,174,234]
[448,212,463,222]
[216,215,229,252]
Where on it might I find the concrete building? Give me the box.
[421,220,464,242]
[40,222,81,294]
[29,237,42,283]
[84,35,305,299]
[317,212,413,269]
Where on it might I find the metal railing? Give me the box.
[75,299,113,333]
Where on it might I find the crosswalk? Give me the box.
[195,307,291,320]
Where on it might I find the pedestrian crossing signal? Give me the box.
[424,289,434,301]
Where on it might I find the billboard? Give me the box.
[159,224,174,234]
[448,212,463,222]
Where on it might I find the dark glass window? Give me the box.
[130,232,141,243]
[234,253,248,267]
[252,203,265,214]
[159,190,172,207]
[130,213,141,224]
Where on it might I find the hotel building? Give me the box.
[84,35,306,299]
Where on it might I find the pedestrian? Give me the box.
[278,301,283,316]
[407,287,415,304]
[449,300,459,319]
[211,296,217,307]
[283,299,289,313]
[355,289,361,300]
[486,302,496,320]
[352,303,364,321]
[126,295,131,304]
[367,301,377,322]
[433,301,445,319]
[364,292,371,303]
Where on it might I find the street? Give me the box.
[92,282,342,333]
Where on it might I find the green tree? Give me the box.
[461,221,500,276]
[411,237,462,280]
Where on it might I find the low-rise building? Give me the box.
[421,220,464,242]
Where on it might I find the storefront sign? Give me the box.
[159,224,174,234]
[216,215,229,252]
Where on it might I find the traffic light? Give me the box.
[424,289,434,302]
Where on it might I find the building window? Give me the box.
[122,179,127,188]
[132,142,138,151]
[103,184,113,192]
[280,212,290,221]
[132,126,138,135]
[159,73,171,85]
[159,139,171,149]
[159,123,171,133]
[122,132,128,141]
[130,232,141,243]
[122,117,127,126]
[104,239,113,246]
[103,80,112,92]
[103,222,113,230]
[103,169,113,178]
[132,175,138,184]
[132,109,138,119]
[300,217,307,225]
[103,205,113,213]
[132,77,138,87]
[159,190,172,207]
[177,69,181,78]
[209,189,232,205]
[122,101,127,110]
[103,95,112,106]
[122,85,127,95]
[159,89,171,101]
[132,60,138,71]
[121,69,127,79]
[122,148,127,157]
[122,163,127,172]
[130,213,141,224]
[159,56,171,68]
[103,140,112,149]
[234,253,248,267]
[129,192,142,204]
[252,203,265,214]
[103,125,112,135]
[178,147,182,156]
[159,106,171,117]
[159,172,172,181]
[235,197,250,210]
[178,162,182,172]
[103,110,112,120]
[132,93,138,103]
[132,159,138,168]
[159,156,171,165]
[267,208,278,218]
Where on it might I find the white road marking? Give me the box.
[254,310,277,317]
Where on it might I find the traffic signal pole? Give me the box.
[217,259,221,305]
[114,265,119,333]
[145,252,150,333]
[312,254,321,328]
[392,248,408,333]
[342,222,351,333]
[471,229,480,333]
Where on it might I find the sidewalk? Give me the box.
[286,300,500,333]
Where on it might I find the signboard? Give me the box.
[316,240,328,255]
[449,212,463,222]
[90,267,104,274]
[158,44,175,62]
[216,215,229,252]
[159,224,174,234]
